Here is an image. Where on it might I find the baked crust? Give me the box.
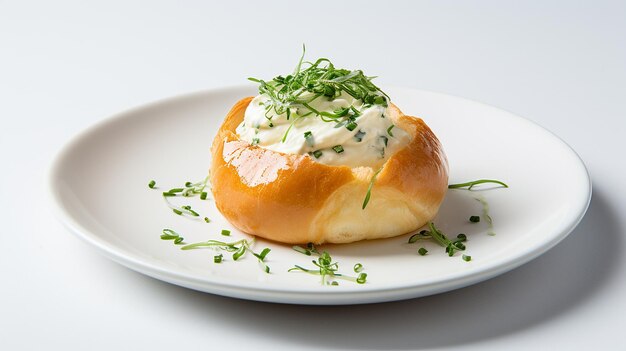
[210,97,448,244]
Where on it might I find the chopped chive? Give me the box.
[214,254,223,263]
[332,145,344,153]
[346,121,358,131]
[418,247,428,256]
[168,188,184,193]
[162,192,177,197]
[387,125,395,137]
[204,217,210,223]
[172,209,183,215]
[380,135,388,147]
[160,234,178,240]
[356,273,367,284]
[252,137,260,145]
[304,131,312,138]
[469,215,480,223]
[221,229,231,236]
[148,180,156,189]
[331,281,339,286]
[353,263,363,273]
[463,254,472,262]
[457,233,467,241]
[312,150,323,159]
[354,130,366,142]
[184,181,193,187]
[200,192,208,200]
[174,237,184,245]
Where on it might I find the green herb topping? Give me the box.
[362,168,383,209]
[332,145,344,153]
[469,215,480,223]
[448,179,509,190]
[248,46,389,126]
[290,243,367,285]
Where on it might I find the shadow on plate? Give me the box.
[138,185,621,350]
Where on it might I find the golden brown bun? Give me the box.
[210,97,448,244]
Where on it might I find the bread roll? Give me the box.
[210,97,448,244]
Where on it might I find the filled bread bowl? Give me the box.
[209,57,448,244]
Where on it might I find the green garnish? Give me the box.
[214,254,223,263]
[353,263,363,273]
[292,243,319,256]
[387,125,395,137]
[247,46,389,140]
[252,137,260,145]
[345,121,358,131]
[332,145,344,153]
[148,180,156,189]
[469,215,480,223]
[159,176,210,221]
[303,131,314,147]
[448,179,509,190]
[289,244,367,285]
[428,222,466,257]
[181,236,271,273]
[354,130,366,142]
[221,229,231,236]
[362,168,383,209]
[160,229,185,245]
[418,247,428,256]
[408,230,431,243]
[312,150,323,159]
[463,254,472,262]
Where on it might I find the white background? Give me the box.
[2,0,625,350]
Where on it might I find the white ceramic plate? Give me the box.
[48,86,591,305]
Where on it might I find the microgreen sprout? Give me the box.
[362,168,383,210]
[407,223,468,258]
[157,176,211,221]
[289,244,367,285]
[248,46,389,140]
[448,179,508,190]
[353,263,363,273]
[160,229,185,245]
[181,234,271,273]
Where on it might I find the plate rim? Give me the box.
[46,85,592,304]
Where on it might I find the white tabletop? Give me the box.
[2,1,625,349]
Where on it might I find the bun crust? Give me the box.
[210,97,448,244]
